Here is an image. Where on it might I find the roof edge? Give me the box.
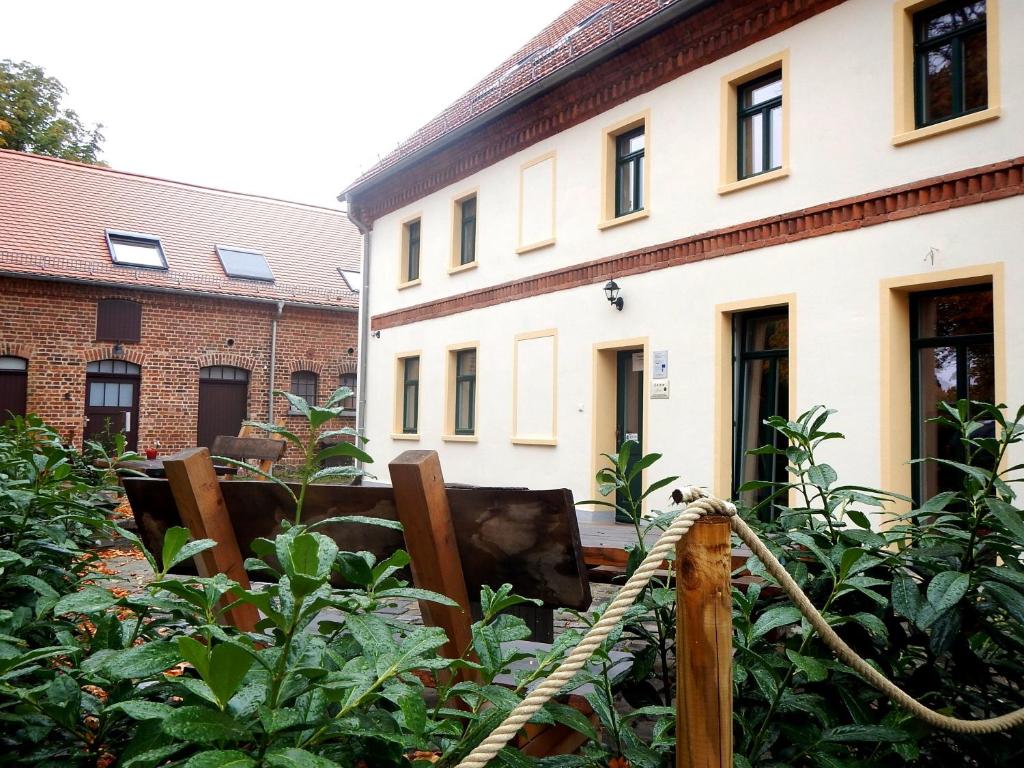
[340,0,715,201]
[0,148,346,216]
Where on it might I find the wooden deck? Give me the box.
[578,520,750,572]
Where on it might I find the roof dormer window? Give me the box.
[105,230,168,269]
[216,245,275,281]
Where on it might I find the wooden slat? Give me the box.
[676,515,732,768]
[389,450,475,673]
[211,435,288,462]
[162,447,259,632]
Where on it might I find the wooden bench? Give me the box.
[209,433,287,476]
[125,447,599,754]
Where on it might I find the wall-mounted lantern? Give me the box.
[604,279,624,311]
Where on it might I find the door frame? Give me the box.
[84,369,141,451]
[591,336,648,520]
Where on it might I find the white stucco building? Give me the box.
[343,0,1021,523]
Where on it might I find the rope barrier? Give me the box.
[456,488,1024,768]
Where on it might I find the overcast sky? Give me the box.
[1,0,574,208]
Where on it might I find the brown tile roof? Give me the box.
[0,149,360,310]
[345,0,682,194]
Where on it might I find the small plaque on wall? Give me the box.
[651,380,670,399]
[653,350,668,379]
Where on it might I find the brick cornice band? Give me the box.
[371,157,1024,331]
[349,0,848,225]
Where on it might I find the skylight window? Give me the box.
[339,269,361,292]
[105,230,168,269]
[216,245,275,282]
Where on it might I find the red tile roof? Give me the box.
[0,149,360,310]
[345,0,683,194]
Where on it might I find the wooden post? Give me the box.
[163,447,259,632]
[676,515,733,768]
[389,450,475,667]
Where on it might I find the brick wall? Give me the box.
[0,277,358,460]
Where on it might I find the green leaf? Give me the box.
[161,706,249,743]
[821,724,910,743]
[399,692,427,737]
[207,642,255,709]
[786,649,828,682]
[185,751,256,768]
[264,748,341,768]
[161,526,190,572]
[336,551,374,586]
[788,532,836,576]
[926,571,970,615]
[108,701,176,720]
[315,442,374,465]
[167,540,218,572]
[53,585,117,616]
[807,463,838,489]
[308,515,402,532]
[241,420,302,446]
[178,635,210,681]
[750,606,802,638]
[985,581,1024,625]
[103,640,182,680]
[375,587,461,607]
[984,498,1024,541]
[891,575,921,621]
[838,548,865,581]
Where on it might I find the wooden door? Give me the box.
[197,366,249,448]
[84,368,140,451]
[615,349,644,522]
[0,357,28,420]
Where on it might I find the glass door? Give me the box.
[615,349,644,522]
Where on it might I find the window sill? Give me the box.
[442,434,478,443]
[892,107,1000,147]
[718,167,789,195]
[398,278,421,290]
[516,238,555,255]
[598,209,648,231]
[511,436,557,446]
[391,432,420,441]
[448,261,478,275]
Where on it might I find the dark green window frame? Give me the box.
[454,349,476,435]
[459,197,477,265]
[402,357,419,434]
[737,70,783,180]
[406,220,420,281]
[913,0,987,128]
[732,308,789,518]
[909,284,994,504]
[614,127,645,217]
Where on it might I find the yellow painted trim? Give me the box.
[598,209,650,230]
[892,0,1001,142]
[445,341,480,439]
[590,337,649,516]
[713,294,797,501]
[450,189,479,270]
[600,109,651,227]
[398,212,422,287]
[447,261,479,275]
[517,150,557,253]
[878,263,1005,523]
[392,350,422,437]
[719,50,790,189]
[512,328,558,445]
[892,107,1001,146]
[516,238,556,255]
[717,167,790,195]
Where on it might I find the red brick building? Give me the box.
[0,149,360,454]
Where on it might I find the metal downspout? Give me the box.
[346,204,372,471]
[269,300,284,422]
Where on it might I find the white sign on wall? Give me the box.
[653,350,668,378]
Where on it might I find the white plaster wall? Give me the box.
[369,0,1022,314]
[360,0,1024,519]
[364,197,1024,522]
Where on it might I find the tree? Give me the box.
[0,59,104,163]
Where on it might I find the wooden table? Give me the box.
[119,459,237,478]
